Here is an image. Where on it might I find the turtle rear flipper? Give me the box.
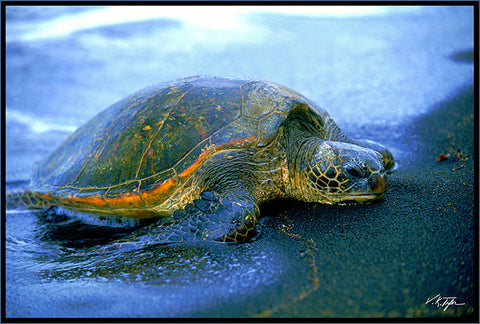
[7,190,51,209]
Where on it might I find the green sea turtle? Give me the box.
[13,76,395,244]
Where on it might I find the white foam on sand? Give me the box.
[53,206,142,228]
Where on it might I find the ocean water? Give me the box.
[4,5,475,318]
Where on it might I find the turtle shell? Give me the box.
[31,76,325,218]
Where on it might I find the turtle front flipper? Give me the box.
[162,191,259,243]
[114,190,259,248]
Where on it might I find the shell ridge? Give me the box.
[141,168,177,185]
[239,80,255,117]
[171,137,213,172]
[272,96,299,113]
[134,89,190,179]
[49,168,177,194]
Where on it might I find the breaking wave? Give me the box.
[6,5,419,43]
[6,109,78,134]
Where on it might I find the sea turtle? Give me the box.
[14,76,395,244]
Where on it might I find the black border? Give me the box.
[1,2,478,323]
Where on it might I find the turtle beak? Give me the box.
[369,172,387,194]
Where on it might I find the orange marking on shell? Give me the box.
[178,146,215,178]
[40,193,50,200]
[105,192,142,208]
[73,195,109,207]
[165,124,173,135]
[196,125,207,139]
[141,177,178,206]
[196,117,208,138]
[40,193,55,203]
[113,141,120,152]
[69,192,147,210]
[217,136,257,150]
[64,179,178,211]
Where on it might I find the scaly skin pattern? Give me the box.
[13,76,395,245]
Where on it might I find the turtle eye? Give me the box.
[343,161,364,179]
[346,167,361,178]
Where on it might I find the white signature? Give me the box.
[425,294,465,311]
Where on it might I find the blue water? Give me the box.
[4,5,475,318]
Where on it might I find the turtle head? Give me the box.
[300,141,387,204]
